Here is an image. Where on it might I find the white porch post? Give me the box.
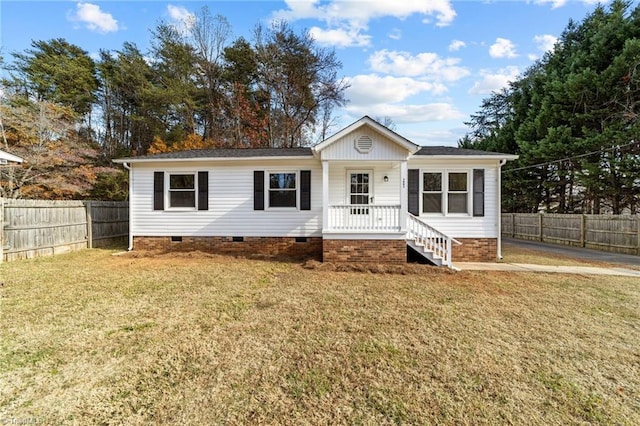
[399,160,408,232]
[322,160,329,232]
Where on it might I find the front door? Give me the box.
[349,171,371,215]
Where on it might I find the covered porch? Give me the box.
[321,160,408,234]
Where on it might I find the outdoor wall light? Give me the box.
[383,175,389,182]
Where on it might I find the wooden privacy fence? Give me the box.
[1,198,129,262]
[502,213,640,255]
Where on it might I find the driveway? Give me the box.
[454,238,640,276]
[502,238,640,267]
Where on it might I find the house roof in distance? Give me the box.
[0,149,24,164]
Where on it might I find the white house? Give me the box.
[114,116,517,267]
[0,149,23,165]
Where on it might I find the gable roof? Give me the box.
[312,116,420,154]
[415,146,519,159]
[113,148,313,163]
[0,149,23,164]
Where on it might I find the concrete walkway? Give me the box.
[455,262,640,277]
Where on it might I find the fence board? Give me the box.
[502,213,640,256]
[1,198,129,261]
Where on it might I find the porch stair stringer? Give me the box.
[406,213,461,270]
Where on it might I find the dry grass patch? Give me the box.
[1,249,639,424]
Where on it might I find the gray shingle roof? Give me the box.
[115,145,512,162]
[117,147,313,161]
[415,146,510,156]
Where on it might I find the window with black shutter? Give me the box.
[254,171,265,210]
[300,170,311,210]
[408,169,419,215]
[473,169,485,217]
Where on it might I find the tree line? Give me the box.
[461,0,640,214]
[0,7,348,199]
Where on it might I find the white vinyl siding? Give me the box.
[321,128,409,161]
[130,160,321,237]
[408,159,501,238]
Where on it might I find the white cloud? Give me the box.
[271,0,455,50]
[534,0,603,9]
[69,2,119,33]
[389,28,402,40]
[533,34,557,53]
[167,5,194,33]
[468,66,520,95]
[448,39,466,52]
[272,0,456,27]
[345,103,464,123]
[368,50,470,81]
[489,38,518,59]
[346,74,447,105]
[406,127,468,146]
[309,26,371,48]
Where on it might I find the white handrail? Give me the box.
[406,213,461,268]
[327,204,401,232]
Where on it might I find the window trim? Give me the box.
[422,171,443,214]
[266,170,299,210]
[447,171,469,215]
[420,169,472,216]
[166,172,198,211]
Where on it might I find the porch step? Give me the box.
[407,240,443,267]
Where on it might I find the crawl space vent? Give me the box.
[355,135,373,153]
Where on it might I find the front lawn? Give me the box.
[1,249,638,424]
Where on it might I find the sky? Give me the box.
[0,0,622,146]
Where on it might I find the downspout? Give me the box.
[497,159,507,260]
[122,162,134,251]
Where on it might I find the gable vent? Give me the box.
[355,135,373,153]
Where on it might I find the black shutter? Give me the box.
[198,171,208,211]
[408,169,419,215]
[254,171,264,210]
[300,170,311,210]
[153,171,164,211]
[473,169,485,217]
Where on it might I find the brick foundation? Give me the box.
[452,238,498,262]
[323,239,406,264]
[134,236,498,264]
[134,236,322,260]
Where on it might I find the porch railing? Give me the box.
[327,204,401,232]
[406,213,461,268]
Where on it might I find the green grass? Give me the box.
[1,248,639,424]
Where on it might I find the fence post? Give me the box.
[580,214,586,248]
[85,201,93,249]
[538,213,543,242]
[0,197,4,264]
[512,213,515,238]
[637,214,640,256]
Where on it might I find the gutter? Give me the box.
[497,158,507,260]
[122,162,134,251]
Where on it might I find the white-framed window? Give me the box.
[422,172,443,213]
[268,172,297,208]
[421,171,470,215]
[168,173,196,209]
[447,172,468,214]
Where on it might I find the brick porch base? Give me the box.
[452,238,498,262]
[322,239,406,264]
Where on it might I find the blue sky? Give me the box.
[0,0,620,146]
